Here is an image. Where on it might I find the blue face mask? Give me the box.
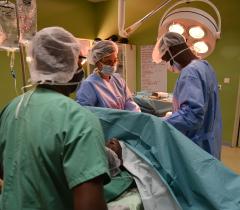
[173,61,182,71]
[101,64,117,76]
[167,60,181,73]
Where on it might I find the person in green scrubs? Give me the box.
[0,27,110,210]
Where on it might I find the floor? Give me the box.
[221,145,240,174]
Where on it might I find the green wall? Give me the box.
[37,0,97,39]
[0,0,239,144]
[93,0,240,144]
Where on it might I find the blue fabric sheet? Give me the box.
[88,106,240,210]
[134,95,172,117]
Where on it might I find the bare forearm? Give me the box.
[74,200,108,210]
[73,176,108,210]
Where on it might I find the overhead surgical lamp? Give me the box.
[168,23,185,35]
[118,0,221,58]
[189,26,205,39]
[193,41,209,54]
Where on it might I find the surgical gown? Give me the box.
[0,88,109,210]
[76,71,140,112]
[165,60,222,159]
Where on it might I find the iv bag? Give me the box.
[0,0,37,50]
[0,24,6,45]
[0,1,18,50]
[16,0,37,44]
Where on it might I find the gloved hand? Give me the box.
[165,111,172,118]
[106,138,122,162]
[106,138,123,177]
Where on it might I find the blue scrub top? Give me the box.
[76,72,140,112]
[165,60,222,159]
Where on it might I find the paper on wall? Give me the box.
[141,45,167,92]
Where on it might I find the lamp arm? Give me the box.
[118,0,126,37]
[159,0,221,38]
[118,0,173,37]
[15,1,27,92]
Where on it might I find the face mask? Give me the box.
[173,61,182,71]
[167,60,181,73]
[101,64,117,76]
[172,61,181,73]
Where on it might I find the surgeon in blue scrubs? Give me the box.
[152,32,222,159]
[76,40,140,112]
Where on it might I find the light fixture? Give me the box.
[189,26,205,39]
[118,0,221,58]
[159,7,219,57]
[158,0,221,58]
[193,41,209,54]
[168,23,184,35]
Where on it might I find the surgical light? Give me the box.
[189,26,205,39]
[193,41,209,54]
[159,7,220,58]
[168,23,184,35]
[118,0,221,58]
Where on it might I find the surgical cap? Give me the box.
[87,40,118,65]
[152,32,186,63]
[29,26,81,83]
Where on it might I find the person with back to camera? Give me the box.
[152,32,222,159]
[0,26,110,210]
[76,40,140,112]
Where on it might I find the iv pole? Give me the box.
[15,0,27,92]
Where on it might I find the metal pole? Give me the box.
[118,0,173,37]
[15,1,27,92]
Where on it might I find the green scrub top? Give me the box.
[0,88,110,210]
